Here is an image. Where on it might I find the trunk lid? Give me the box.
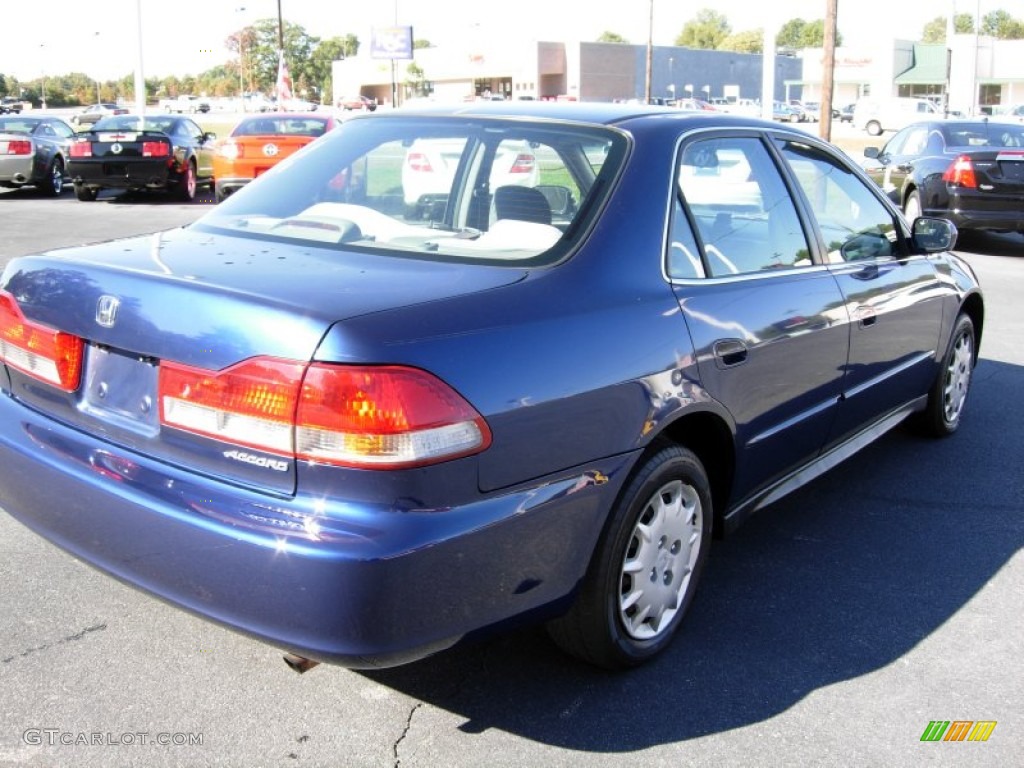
[955,147,1024,195]
[2,227,526,494]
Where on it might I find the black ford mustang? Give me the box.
[68,114,216,202]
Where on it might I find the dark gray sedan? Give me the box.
[0,115,75,196]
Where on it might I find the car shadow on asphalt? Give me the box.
[956,230,1023,257]
[103,188,216,206]
[360,357,1023,750]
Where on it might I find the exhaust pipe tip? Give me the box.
[282,652,320,674]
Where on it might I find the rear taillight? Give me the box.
[4,140,31,156]
[159,358,304,455]
[70,141,93,158]
[217,141,243,160]
[0,291,84,392]
[158,358,490,468]
[406,152,433,172]
[942,154,977,188]
[509,153,535,173]
[142,141,170,158]
[296,365,491,468]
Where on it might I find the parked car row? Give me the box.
[8,104,1024,245]
[0,111,341,203]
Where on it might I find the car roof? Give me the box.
[391,100,686,124]
[383,100,789,133]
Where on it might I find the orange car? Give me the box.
[212,113,336,202]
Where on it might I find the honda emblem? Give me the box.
[96,295,120,328]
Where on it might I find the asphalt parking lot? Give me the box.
[0,182,1021,767]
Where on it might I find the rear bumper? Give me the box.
[0,392,625,667]
[937,190,1024,232]
[0,156,35,184]
[214,177,252,197]
[70,159,175,191]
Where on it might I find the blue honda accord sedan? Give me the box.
[0,103,983,670]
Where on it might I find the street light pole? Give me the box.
[39,44,47,110]
[236,6,247,111]
[94,32,102,104]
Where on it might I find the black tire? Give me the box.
[547,445,712,669]
[903,190,921,222]
[866,120,882,136]
[74,184,98,202]
[40,156,64,197]
[176,160,197,202]
[214,183,228,204]
[914,314,975,437]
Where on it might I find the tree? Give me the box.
[676,9,731,50]
[776,18,841,49]
[922,13,975,42]
[597,31,629,43]
[799,20,841,47]
[225,26,260,95]
[0,73,7,97]
[719,30,763,54]
[414,39,432,49]
[225,19,321,96]
[339,33,360,58]
[405,61,429,96]
[982,9,1024,39]
[776,18,809,49]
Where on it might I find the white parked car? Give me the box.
[279,98,320,113]
[401,138,539,219]
[853,97,940,136]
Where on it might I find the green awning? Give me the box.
[894,44,948,85]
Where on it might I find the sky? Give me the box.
[3,0,1024,82]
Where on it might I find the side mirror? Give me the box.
[911,216,957,253]
[204,132,217,142]
[863,146,881,160]
[840,231,892,261]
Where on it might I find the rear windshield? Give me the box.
[92,116,181,133]
[0,119,34,133]
[943,121,1024,148]
[194,115,628,265]
[232,117,330,137]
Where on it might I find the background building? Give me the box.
[794,36,1024,114]
[333,40,802,107]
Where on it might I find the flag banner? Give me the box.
[276,51,293,105]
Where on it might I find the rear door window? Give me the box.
[675,136,811,277]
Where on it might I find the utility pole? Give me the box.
[819,0,838,142]
[277,0,284,49]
